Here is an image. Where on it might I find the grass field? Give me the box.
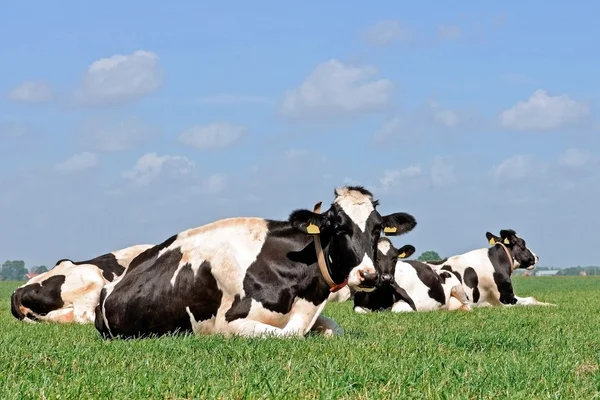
[1,277,599,399]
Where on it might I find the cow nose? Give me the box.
[359,270,378,282]
[381,274,393,282]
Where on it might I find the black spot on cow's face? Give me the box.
[288,186,417,290]
[487,230,538,270]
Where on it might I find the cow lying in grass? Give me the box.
[425,229,554,307]
[10,244,153,324]
[95,186,418,339]
[353,238,471,313]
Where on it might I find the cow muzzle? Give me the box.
[348,266,379,291]
[380,273,393,283]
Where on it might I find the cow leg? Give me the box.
[72,303,97,324]
[39,307,75,323]
[448,285,472,311]
[353,306,371,313]
[514,296,556,306]
[310,315,344,337]
[391,301,414,313]
[227,318,290,338]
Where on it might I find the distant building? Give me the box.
[535,270,560,277]
[579,271,587,276]
[25,272,40,280]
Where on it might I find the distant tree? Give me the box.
[417,251,442,262]
[0,260,28,281]
[31,265,48,274]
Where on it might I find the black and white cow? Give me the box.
[353,238,471,313]
[425,229,552,307]
[10,244,153,324]
[94,186,418,339]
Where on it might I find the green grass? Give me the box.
[1,277,599,399]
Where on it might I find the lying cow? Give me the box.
[425,229,552,307]
[353,238,471,313]
[10,244,152,324]
[95,185,418,339]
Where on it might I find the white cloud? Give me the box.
[362,20,412,46]
[76,116,156,152]
[491,154,547,182]
[438,25,461,40]
[122,153,194,186]
[279,59,394,119]
[430,157,457,187]
[378,165,422,190]
[179,122,246,150]
[197,94,270,105]
[8,81,53,103]
[558,148,594,168]
[203,173,228,195]
[73,50,163,105]
[55,152,98,174]
[499,90,590,131]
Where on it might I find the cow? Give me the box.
[425,229,553,307]
[353,238,471,313]
[10,244,153,324]
[94,185,418,339]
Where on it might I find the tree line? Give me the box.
[0,260,48,281]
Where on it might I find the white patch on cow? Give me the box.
[327,286,351,302]
[391,301,414,313]
[347,253,376,290]
[513,296,556,307]
[354,306,370,313]
[334,186,375,232]
[394,261,447,311]
[377,239,391,256]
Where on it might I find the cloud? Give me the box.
[55,152,99,174]
[197,94,270,105]
[378,166,422,191]
[75,116,157,152]
[430,157,457,187]
[179,122,246,150]
[73,50,163,106]
[279,59,394,120]
[490,154,547,183]
[437,25,462,40]
[122,152,194,187]
[558,148,596,168]
[374,98,481,141]
[362,20,412,46]
[7,81,53,103]
[499,90,590,131]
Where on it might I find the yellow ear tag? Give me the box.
[503,238,510,244]
[488,238,496,245]
[384,227,397,233]
[306,224,320,234]
[398,252,407,258]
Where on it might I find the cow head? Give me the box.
[486,229,538,270]
[289,186,417,291]
[375,238,416,284]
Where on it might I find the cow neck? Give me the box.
[495,242,515,274]
[310,201,348,293]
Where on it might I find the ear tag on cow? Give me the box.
[306,223,320,234]
[488,238,496,245]
[398,252,407,258]
[503,238,510,244]
[384,226,397,233]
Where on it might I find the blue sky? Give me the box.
[1,1,599,268]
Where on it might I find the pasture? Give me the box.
[1,277,599,399]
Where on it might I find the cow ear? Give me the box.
[288,209,329,234]
[381,213,417,236]
[486,232,500,245]
[397,245,415,259]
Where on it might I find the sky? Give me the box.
[1,1,599,268]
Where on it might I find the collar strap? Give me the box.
[310,201,348,293]
[495,242,515,273]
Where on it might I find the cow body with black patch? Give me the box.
[95,186,418,339]
[354,238,471,313]
[11,244,153,324]
[425,230,552,307]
